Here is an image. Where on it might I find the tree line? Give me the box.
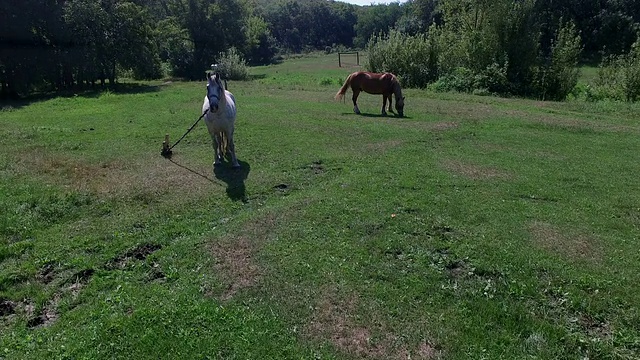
[1,0,638,99]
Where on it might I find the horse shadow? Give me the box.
[213,160,250,202]
[167,158,218,184]
[166,158,250,201]
[341,112,408,119]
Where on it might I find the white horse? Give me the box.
[202,72,240,168]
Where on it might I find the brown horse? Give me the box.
[335,71,404,117]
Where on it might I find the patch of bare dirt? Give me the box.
[26,295,59,328]
[67,268,95,297]
[301,160,325,174]
[528,221,602,261]
[442,159,511,180]
[577,314,613,341]
[106,243,162,269]
[37,261,59,285]
[0,298,55,328]
[0,299,16,317]
[306,288,442,359]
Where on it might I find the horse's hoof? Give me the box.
[232,164,241,169]
[214,162,222,167]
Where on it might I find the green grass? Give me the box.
[1,53,640,359]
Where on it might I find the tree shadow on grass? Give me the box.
[1,82,162,110]
[213,160,251,203]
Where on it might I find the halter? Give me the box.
[207,74,223,100]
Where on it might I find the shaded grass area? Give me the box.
[1,53,640,359]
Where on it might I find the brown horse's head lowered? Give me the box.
[335,72,404,117]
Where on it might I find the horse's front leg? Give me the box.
[388,94,393,114]
[381,94,388,116]
[352,90,361,114]
[226,131,241,168]
[213,133,224,166]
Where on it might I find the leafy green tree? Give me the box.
[111,1,163,79]
[262,0,356,52]
[156,17,195,77]
[0,0,67,96]
[180,0,248,79]
[354,3,405,48]
[595,9,638,57]
[410,0,441,28]
[243,15,277,65]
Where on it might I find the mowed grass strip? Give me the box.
[1,53,639,359]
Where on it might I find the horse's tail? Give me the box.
[335,73,354,101]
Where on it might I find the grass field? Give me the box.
[1,53,640,359]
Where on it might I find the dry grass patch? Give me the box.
[306,287,441,359]
[423,100,495,122]
[365,139,404,152]
[426,121,460,131]
[208,211,282,301]
[528,221,602,262]
[442,159,511,180]
[507,108,640,134]
[11,148,220,201]
[211,236,262,301]
[389,120,460,134]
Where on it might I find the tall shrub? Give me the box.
[216,47,249,81]
[595,41,640,102]
[366,28,439,88]
[429,0,540,96]
[534,21,582,101]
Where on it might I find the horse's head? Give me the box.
[395,96,405,117]
[393,81,405,117]
[206,72,224,113]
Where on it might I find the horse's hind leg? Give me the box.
[352,90,361,114]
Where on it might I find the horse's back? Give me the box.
[351,71,395,94]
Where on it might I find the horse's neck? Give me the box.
[219,90,228,106]
[392,82,402,100]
